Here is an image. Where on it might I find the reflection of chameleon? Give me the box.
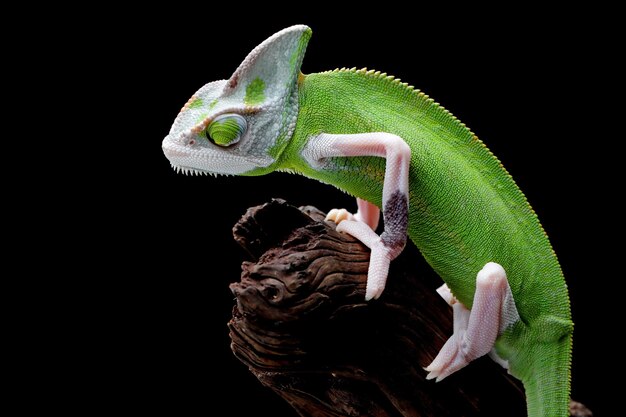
[162,25,573,417]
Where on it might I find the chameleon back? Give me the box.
[285,69,569,318]
[281,68,573,416]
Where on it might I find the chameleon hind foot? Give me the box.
[425,262,520,381]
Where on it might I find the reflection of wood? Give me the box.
[227,199,587,416]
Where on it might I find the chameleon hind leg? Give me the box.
[425,262,520,381]
[303,132,411,300]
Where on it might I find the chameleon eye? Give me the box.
[206,114,247,147]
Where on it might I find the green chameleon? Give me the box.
[162,25,573,417]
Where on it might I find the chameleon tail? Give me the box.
[519,333,572,417]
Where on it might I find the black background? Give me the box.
[107,7,611,416]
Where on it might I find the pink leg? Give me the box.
[354,198,380,230]
[307,132,411,300]
[333,220,390,300]
[425,262,520,381]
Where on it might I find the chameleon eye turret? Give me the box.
[206,114,247,147]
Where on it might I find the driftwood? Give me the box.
[228,199,591,417]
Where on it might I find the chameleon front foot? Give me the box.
[325,208,356,224]
[425,262,520,381]
[326,199,390,300]
[313,133,411,301]
[325,198,380,230]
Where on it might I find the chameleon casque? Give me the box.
[162,25,573,416]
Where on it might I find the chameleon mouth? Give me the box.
[170,163,223,177]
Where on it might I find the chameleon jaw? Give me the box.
[162,134,263,176]
[169,163,222,177]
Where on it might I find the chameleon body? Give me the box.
[162,26,573,417]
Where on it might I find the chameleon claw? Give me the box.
[325,208,356,224]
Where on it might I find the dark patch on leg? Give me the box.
[380,190,408,258]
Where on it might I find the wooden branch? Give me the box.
[227,199,591,417]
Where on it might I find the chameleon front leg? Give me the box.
[304,132,411,300]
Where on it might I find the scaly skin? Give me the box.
[281,69,572,417]
[162,26,573,417]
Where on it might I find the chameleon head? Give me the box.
[162,25,312,176]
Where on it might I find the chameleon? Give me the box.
[162,25,573,417]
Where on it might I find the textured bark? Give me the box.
[228,199,589,416]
